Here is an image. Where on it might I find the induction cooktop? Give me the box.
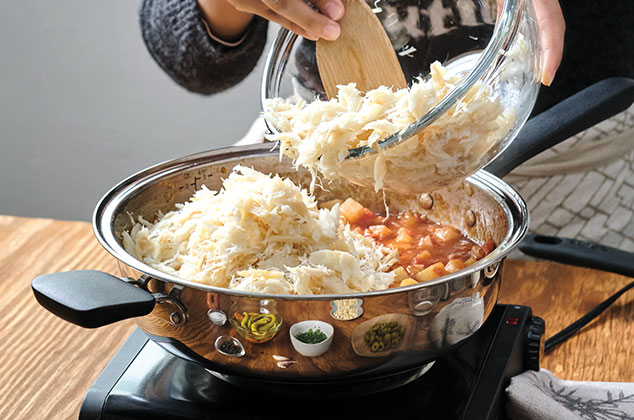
[79,304,543,420]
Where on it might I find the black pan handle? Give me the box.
[519,234,634,278]
[32,270,156,328]
[485,77,634,178]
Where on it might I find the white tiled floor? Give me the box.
[509,105,634,252]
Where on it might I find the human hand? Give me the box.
[533,0,565,86]
[499,0,564,86]
[198,0,344,43]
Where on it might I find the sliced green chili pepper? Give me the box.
[240,312,249,328]
[251,317,269,331]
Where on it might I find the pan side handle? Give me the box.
[485,77,634,178]
[32,270,155,328]
[519,234,634,278]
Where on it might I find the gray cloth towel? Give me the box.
[506,369,634,419]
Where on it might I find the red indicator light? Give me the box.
[506,317,519,325]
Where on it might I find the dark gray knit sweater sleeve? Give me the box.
[139,0,268,95]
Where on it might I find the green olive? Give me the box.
[366,321,407,351]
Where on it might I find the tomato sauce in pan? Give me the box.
[338,198,495,286]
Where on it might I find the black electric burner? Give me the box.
[80,304,543,420]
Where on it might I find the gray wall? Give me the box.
[1,1,274,221]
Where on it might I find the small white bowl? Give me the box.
[289,320,334,357]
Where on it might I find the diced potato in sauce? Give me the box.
[400,278,419,287]
[391,266,410,282]
[413,250,431,264]
[418,235,434,249]
[415,262,449,282]
[395,228,413,245]
[367,225,395,240]
[445,259,467,273]
[433,225,461,243]
[339,198,495,288]
[340,198,376,224]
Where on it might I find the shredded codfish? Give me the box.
[122,166,398,295]
[263,61,515,193]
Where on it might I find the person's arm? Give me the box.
[139,0,268,95]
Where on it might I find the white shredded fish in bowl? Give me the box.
[122,166,398,295]
[263,60,516,193]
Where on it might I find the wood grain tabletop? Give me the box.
[1,215,633,420]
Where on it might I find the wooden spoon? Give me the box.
[316,0,407,99]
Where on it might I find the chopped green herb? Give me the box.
[295,328,327,344]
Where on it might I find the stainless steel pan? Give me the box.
[32,78,634,395]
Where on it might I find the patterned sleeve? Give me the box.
[139,0,269,95]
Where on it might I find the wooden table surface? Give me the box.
[1,215,633,419]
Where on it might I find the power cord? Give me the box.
[518,234,634,353]
[544,278,634,353]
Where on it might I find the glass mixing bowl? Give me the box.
[260,0,542,194]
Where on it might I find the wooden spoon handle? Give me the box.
[316,0,407,99]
